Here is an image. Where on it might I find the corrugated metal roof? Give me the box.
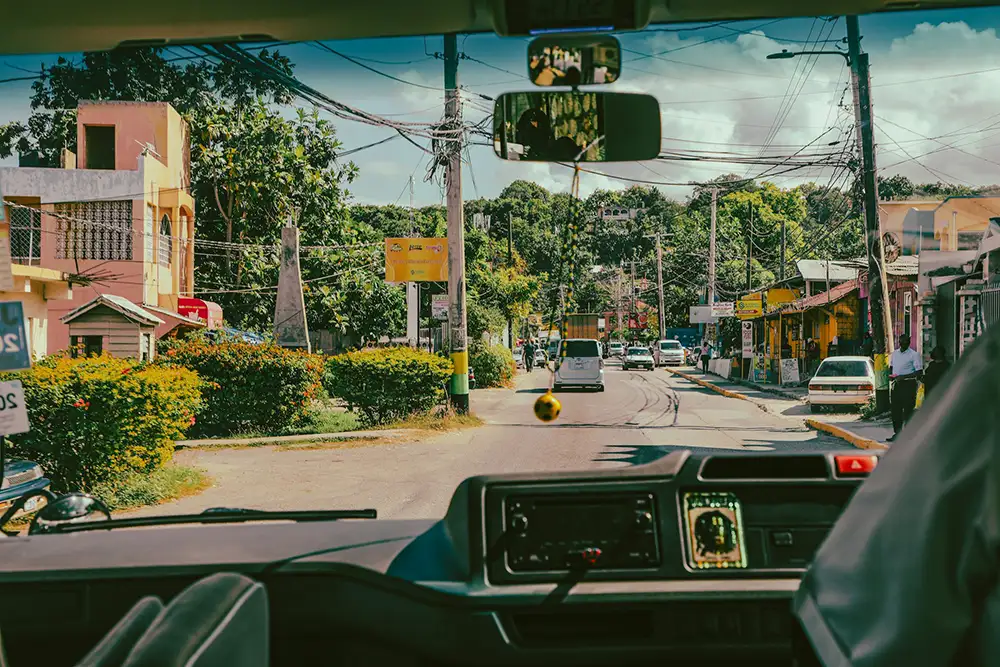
[796,259,858,282]
[61,294,164,326]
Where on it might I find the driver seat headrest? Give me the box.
[122,573,268,667]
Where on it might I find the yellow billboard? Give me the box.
[735,298,764,319]
[384,238,448,282]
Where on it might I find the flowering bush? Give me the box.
[158,337,325,437]
[324,347,453,426]
[470,342,515,388]
[1,354,203,492]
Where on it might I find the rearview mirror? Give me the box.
[528,35,621,86]
[493,91,661,162]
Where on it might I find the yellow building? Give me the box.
[0,264,74,359]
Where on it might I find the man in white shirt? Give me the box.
[888,333,922,442]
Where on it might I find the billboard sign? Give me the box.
[735,298,763,319]
[385,238,448,283]
[711,302,735,318]
[689,305,716,324]
[431,294,449,320]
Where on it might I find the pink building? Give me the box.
[0,101,213,355]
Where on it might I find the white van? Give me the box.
[553,339,605,392]
[657,339,686,367]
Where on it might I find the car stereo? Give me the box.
[502,493,661,573]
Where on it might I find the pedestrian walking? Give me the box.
[888,333,922,442]
[922,346,950,399]
[523,339,536,373]
[700,340,711,374]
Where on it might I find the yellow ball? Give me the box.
[534,390,562,422]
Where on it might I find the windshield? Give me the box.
[0,7,989,524]
[561,340,600,357]
[816,360,871,378]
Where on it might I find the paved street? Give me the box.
[131,362,853,521]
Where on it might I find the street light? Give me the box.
[766,25,894,414]
[766,48,850,65]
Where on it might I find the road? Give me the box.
[131,362,853,521]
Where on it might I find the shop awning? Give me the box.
[177,297,224,328]
[775,278,859,315]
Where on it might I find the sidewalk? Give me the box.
[665,367,892,450]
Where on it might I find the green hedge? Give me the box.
[2,354,203,493]
[471,343,515,388]
[324,347,453,426]
[159,338,325,437]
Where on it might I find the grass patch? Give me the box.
[210,405,361,440]
[388,410,484,431]
[91,465,213,512]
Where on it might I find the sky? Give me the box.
[2,8,1000,207]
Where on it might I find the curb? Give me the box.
[804,419,887,450]
[665,368,886,451]
[664,368,759,404]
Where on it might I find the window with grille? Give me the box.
[9,206,41,265]
[55,200,132,260]
[159,215,172,266]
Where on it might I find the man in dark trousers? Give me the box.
[888,333,922,443]
[523,339,536,373]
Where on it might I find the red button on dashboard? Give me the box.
[581,547,602,564]
[835,455,878,476]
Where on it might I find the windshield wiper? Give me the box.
[47,507,377,533]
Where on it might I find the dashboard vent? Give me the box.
[701,456,829,480]
[508,610,654,646]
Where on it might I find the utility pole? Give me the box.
[745,204,753,291]
[444,34,469,414]
[630,258,636,329]
[507,211,514,349]
[655,234,666,339]
[780,219,786,282]
[274,214,311,353]
[708,187,718,304]
[847,15,893,412]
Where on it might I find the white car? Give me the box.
[534,349,548,368]
[808,356,876,412]
[608,341,624,359]
[512,347,524,367]
[622,346,655,371]
[553,339,605,392]
[657,339,686,367]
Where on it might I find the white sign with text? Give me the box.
[0,380,29,435]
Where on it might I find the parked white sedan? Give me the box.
[808,356,876,412]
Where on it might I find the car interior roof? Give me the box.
[4,0,1000,55]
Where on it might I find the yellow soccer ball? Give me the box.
[534,390,562,422]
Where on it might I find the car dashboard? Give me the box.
[0,449,879,666]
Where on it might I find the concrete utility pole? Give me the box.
[507,210,514,349]
[745,204,754,292]
[273,215,311,352]
[406,175,419,348]
[655,233,666,339]
[708,187,718,305]
[780,218,786,282]
[847,15,893,412]
[630,258,637,327]
[444,34,469,413]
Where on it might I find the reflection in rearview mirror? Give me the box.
[493,92,661,163]
[528,35,621,87]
